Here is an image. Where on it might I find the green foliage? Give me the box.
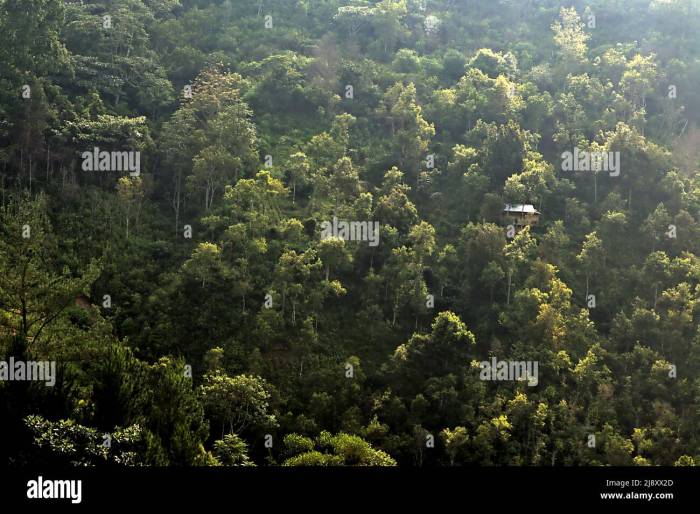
[24,415,145,466]
[282,432,396,467]
[199,371,277,438]
[212,433,255,467]
[1,0,700,469]
[137,357,209,466]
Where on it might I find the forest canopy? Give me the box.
[1,0,700,468]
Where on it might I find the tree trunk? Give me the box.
[174,170,181,236]
[594,171,597,204]
[507,269,513,305]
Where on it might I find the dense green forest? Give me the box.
[1,0,700,468]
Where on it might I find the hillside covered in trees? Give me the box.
[2,0,700,468]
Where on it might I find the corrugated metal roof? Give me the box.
[503,204,541,214]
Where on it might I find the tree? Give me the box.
[115,176,145,239]
[374,167,419,232]
[329,156,361,211]
[333,6,372,41]
[384,245,424,327]
[577,231,605,301]
[369,0,408,56]
[643,203,672,252]
[63,0,174,111]
[224,170,287,237]
[200,371,277,439]
[504,226,537,305]
[392,311,476,383]
[409,221,436,266]
[468,48,516,79]
[137,357,210,465]
[0,0,69,81]
[282,431,396,466]
[435,244,458,298]
[189,145,238,212]
[272,248,322,325]
[441,426,469,466]
[286,152,310,205]
[643,251,671,309]
[24,415,146,466]
[503,156,556,210]
[379,83,435,185]
[317,237,351,282]
[442,49,467,83]
[0,194,100,348]
[163,66,258,214]
[552,7,589,69]
[212,433,255,466]
[159,108,200,235]
[621,54,658,114]
[481,261,505,303]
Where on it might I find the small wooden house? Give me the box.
[503,204,541,228]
